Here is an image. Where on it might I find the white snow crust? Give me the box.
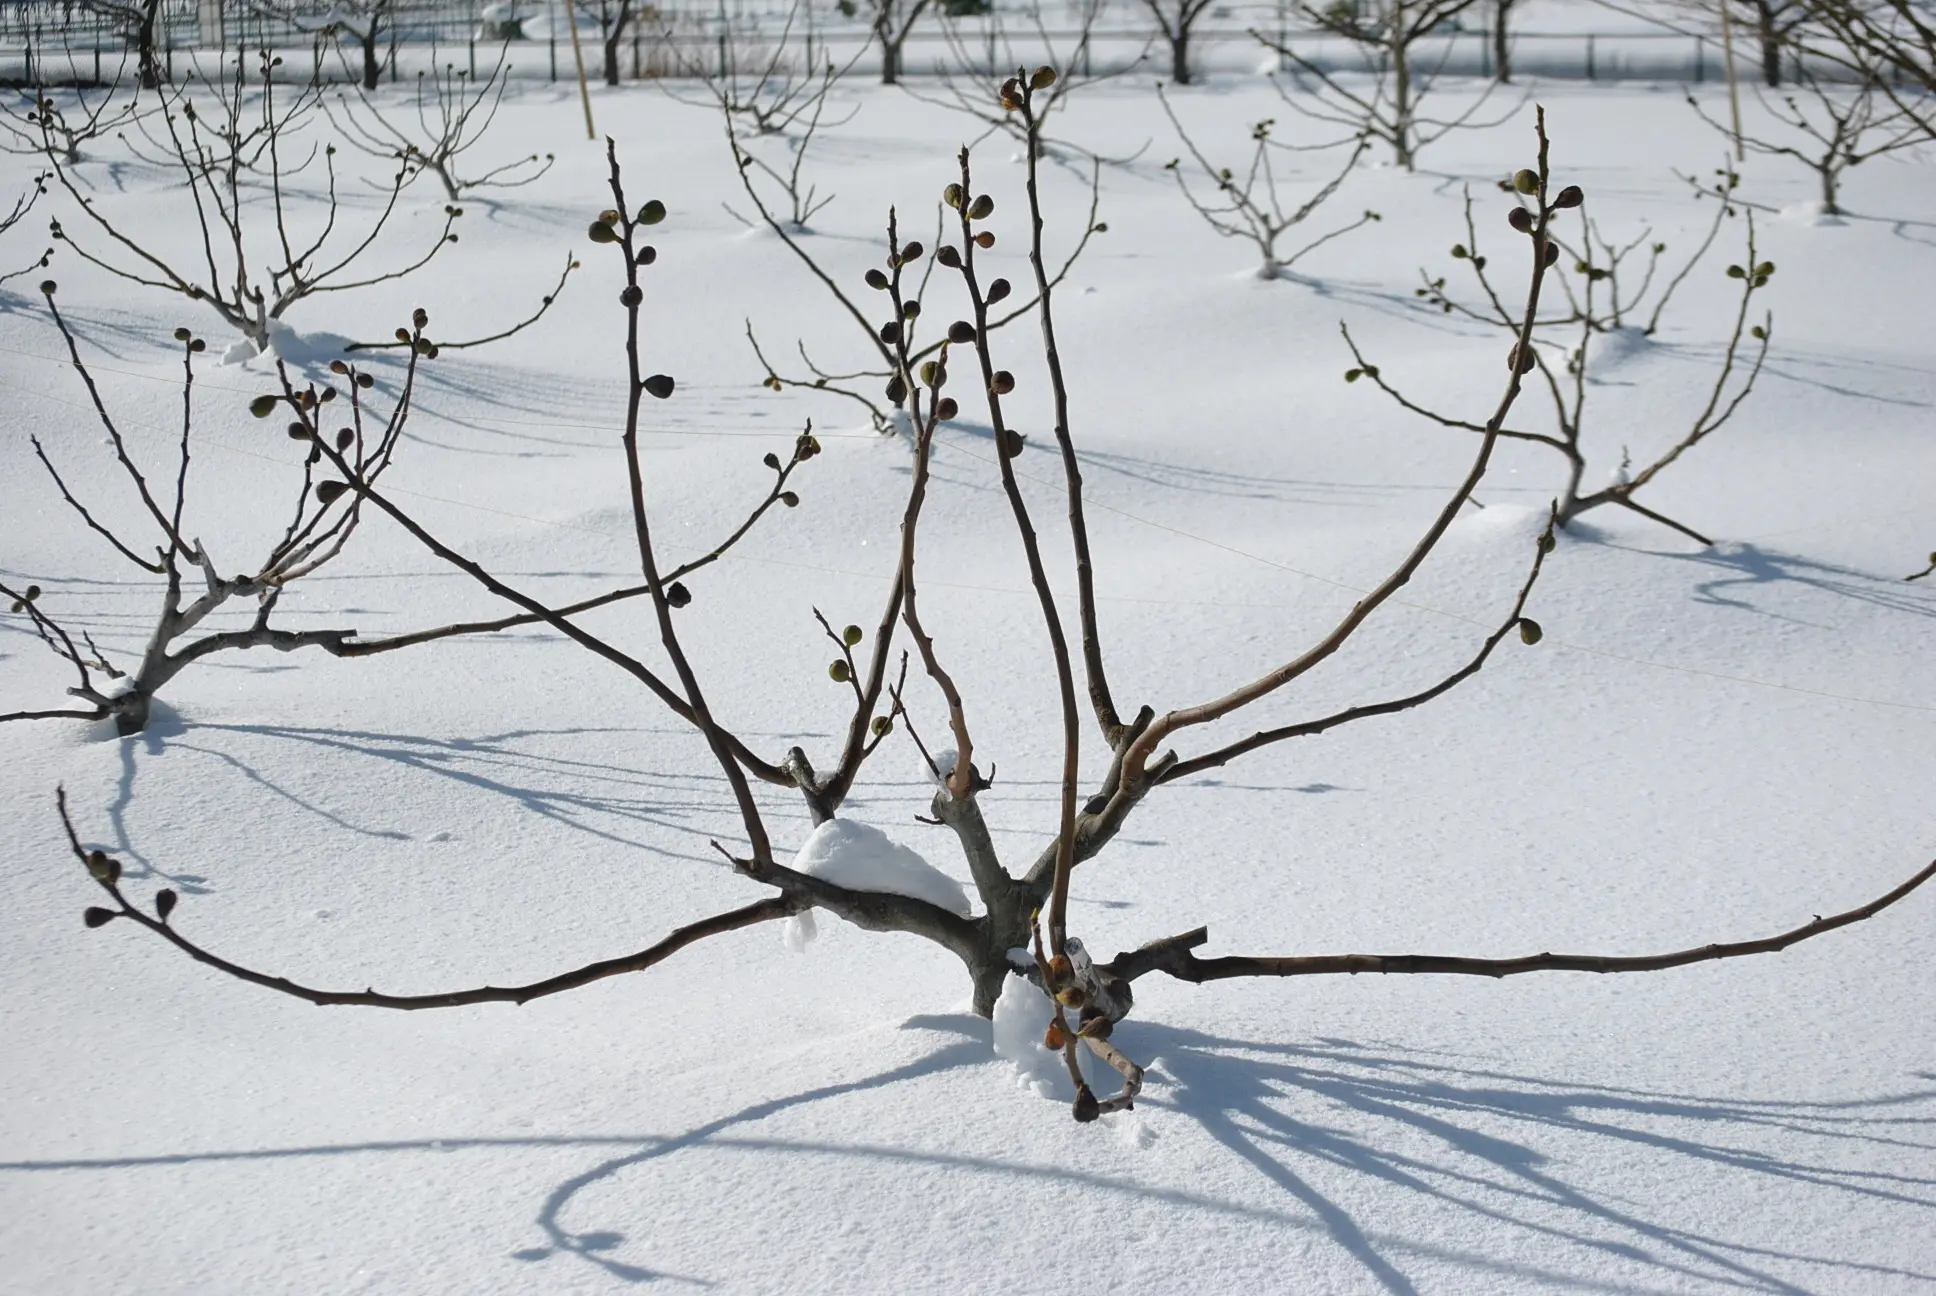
[4,49,1935,1295]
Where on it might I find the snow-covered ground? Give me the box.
[2,61,1934,1294]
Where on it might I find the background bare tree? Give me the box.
[1159,82,1380,279]
[325,45,556,202]
[1262,0,1520,170]
[3,75,148,166]
[246,0,396,91]
[39,50,459,353]
[49,92,1935,1125]
[1142,0,1218,84]
[853,0,935,85]
[1344,174,1773,543]
[3,291,423,734]
[1688,72,1925,213]
[78,0,166,90]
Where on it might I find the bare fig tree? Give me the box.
[1343,172,1773,544]
[3,75,148,166]
[1159,82,1380,280]
[1261,0,1522,171]
[37,49,567,357]
[50,90,1934,1126]
[3,290,421,734]
[79,0,166,90]
[248,0,394,91]
[1687,72,1925,215]
[324,45,556,203]
[6,288,810,734]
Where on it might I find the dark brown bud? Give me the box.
[636,245,657,266]
[1507,343,1537,374]
[412,307,428,329]
[665,581,691,608]
[329,359,349,375]
[936,245,961,268]
[316,480,349,505]
[174,327,191,342]
[780,490,800,507]
[83,906,117,929]
[968,194,994,220]
[356,373,375,389]
[999,427,1025,458]
[1553,184,1583,209]
[936,397,959,420]
[865,268,890,290]
[974,231,995,249]
[900,240,924,262]
[991,370,1015,395]
[156,889,178,921]
[286,421,311,440]
[763,451,781,469]
[947,320,976,345]
[1507,206,1534,234]
[879,319,902,345]
[1073,1084,1100,1123]
[587,220,619,244]
[987,277,1011,304]
[335,428,354,451]
[886,375,908,404]
[637,199,667,225]
[644,374,675,400]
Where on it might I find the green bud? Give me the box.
[1512,169,1540,195]
[638,200,667,225]
[1518,618,1543,645]
[843,624,864,646]
[829,659,852,683]
[249,395,278,418]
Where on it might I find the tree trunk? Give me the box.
[1393,33,1414,169]
[1754,0,1781,87]
[1820,163,1839,215]
[604,31,621,84]
[136,0,162,90]
[362,28,381,91]
[880,29,901,85]
[1171,26,1191,84]
[1493,0,1512,82]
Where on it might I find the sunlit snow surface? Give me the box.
[3,50,1935,1295]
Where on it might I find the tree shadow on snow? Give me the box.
[12,1017,1932,1291]
[1117,1024,1936,1293]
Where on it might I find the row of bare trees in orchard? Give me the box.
[3,2,1933,1122]
[39,0,1936,92]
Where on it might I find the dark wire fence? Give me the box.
[0,1,1872,87]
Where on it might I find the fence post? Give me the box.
[1585,32,1594,80]
[550,33,557,80]
[632,30,640,79]
[1694,36,1703,83]
[469,38,476,77]
[1479,27,1489,77]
